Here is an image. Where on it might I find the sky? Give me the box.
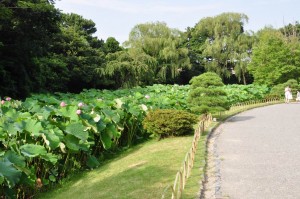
[54,0,300,44]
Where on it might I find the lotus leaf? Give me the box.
[40,153,58,164]
[20,144,47,157]
[4,151,26,168]
[49,175,56,182]
[63,134,89,152]
[106,123,120,138]
[128,106,141,117]
[42,130,60,149]
[63,135,80,151]
[59,105,79,121]
[4,151,30,175]
[0,176,4,184]
[40,106,55,119]
[100,130,112,149]
[65,122,88,141]
[2,122,19,136]
[0,159,22,187]
[20,119,43,137]
[86,155,100,168]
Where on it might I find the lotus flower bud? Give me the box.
[76,109,82,115]
[36,178,43,188]
[60,101,66,107]
[78,102,84,107]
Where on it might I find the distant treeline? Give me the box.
[1,0,300,98]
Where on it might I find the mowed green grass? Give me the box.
[37,136,198,199]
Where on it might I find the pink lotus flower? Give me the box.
[78,102,84,107]
[145,95,150,99]
[1,100,4,105]
[60,101,66,107]
[5,97,11,101]
[76,110,82,115]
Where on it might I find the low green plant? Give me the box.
[142,109,198,139]
[223,84,270,104]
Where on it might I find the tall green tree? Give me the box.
[0,0,61,98]
[248,28,300,86]
[280,21,300,39]
[189,12,253,84]
[103,37,123,54]
[97,50,153,88]
[231,32,256,84]
[123,21,191,84]
[47,13,106,92]
[178,27,206,84]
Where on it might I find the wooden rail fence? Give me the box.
[161,98,283,199]
[161,113,212,199]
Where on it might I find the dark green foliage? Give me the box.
[142,109,198,139]
[187,72,230,114]
[0,0,62,98]
[104,37,123,53]
[0,3,112,98]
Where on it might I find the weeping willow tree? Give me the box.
[122,21,191,84]
[192,12,253,84]
[231,32,256,84]
[97,49,156,88]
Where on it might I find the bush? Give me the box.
[189,72,224,89]
[142,109,198,139]
[188,87,230,113]
[187,72,230,114]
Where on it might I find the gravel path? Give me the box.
[201,103,300,199]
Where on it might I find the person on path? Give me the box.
[296,90,300,103]
[285,86,292,103]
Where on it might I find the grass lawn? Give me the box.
[37,136,198,199]
[37,100,281,199]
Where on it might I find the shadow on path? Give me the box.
[227,115,255,122]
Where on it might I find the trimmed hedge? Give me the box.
[142,109,198,139]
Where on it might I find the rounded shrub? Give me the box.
[189,72,224,89]
[187,72,230,114]
[142,109,198,139]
